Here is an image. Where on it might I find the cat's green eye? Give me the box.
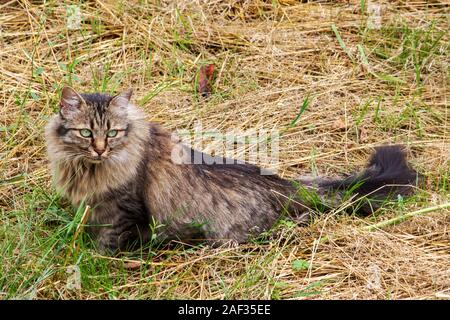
[79,129,92,138]
[107,130,118,138]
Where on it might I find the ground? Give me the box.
[0,0,449,299]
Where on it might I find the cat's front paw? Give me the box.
[96,231,135,255]
[96,237,119,256]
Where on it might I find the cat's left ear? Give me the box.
[109,89,133,110]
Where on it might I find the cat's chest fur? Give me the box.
[53,158,141,206]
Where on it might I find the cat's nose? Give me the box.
[94,148,106,156]
[93,139,106,156]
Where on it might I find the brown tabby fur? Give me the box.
[46,87,419,254]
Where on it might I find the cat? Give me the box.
[45,87,419,254]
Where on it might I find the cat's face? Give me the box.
[54,87,133,163]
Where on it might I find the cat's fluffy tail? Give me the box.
[300,145,420,215]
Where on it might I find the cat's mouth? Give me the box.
[85,149,110,164]
[85,156,106,164]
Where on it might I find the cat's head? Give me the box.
[47,86,146,164]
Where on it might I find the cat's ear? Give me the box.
[60,86,84,118]
[109,89,133,110]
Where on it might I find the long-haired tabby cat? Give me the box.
[46,87,419,254]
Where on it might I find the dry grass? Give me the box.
[0,0,449,300]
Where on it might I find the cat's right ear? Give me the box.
[59,86,84,118]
